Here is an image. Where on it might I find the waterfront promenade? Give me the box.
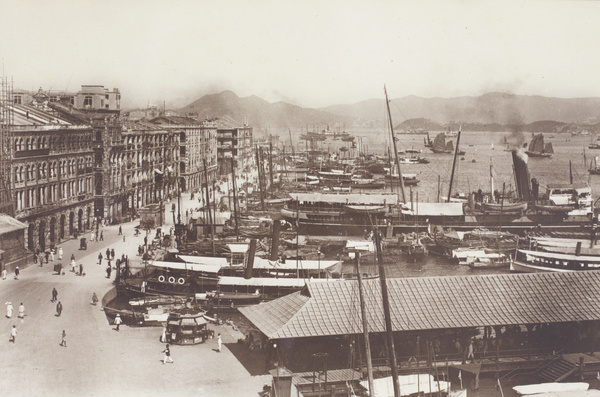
[0,200,270,396]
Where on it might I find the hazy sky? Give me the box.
[2,0,600,109]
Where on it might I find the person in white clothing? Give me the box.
[57,247,63,260]
[6,302,13,318]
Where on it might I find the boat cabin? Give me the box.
[546,183,593,216]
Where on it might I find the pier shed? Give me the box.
[240,271,600,375]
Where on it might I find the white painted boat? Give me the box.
[513,381,588,395]
[361,374,450,397]
[511,249,600,273]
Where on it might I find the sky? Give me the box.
[2,0,600,110]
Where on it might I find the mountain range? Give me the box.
[177,91,600,132]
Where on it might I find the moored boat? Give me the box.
[510,249,600,273]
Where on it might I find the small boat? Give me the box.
[480,200,527,214]
[465,253,511,269]
[398,156,429,164]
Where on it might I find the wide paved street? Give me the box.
[0,199,270,396]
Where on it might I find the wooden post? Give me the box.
[354,252,374,395]
[579,356,585,381]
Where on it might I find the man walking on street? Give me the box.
[100,231,103,241]
[18,303,25,318]
[162,344,174,364]
[60,330,66,347]
[98,252,103,265]
[10,325,16,343]
[217,333,222,352]
[118,226,122,235]
[51,287,58,302]
[58,247,63,260]
[56,301,63,317]
[14,267,19,280]
[106,248,110,261]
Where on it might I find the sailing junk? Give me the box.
[525,134,553,158]
[430,133,454,153]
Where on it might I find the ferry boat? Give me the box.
[510,249,600,273]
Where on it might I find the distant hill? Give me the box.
[323,92,600,127]
[174,90,600,133]
[178,90,352,130]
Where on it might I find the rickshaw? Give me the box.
[79,237,87,250]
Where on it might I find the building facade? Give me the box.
[217,125,253,176]
[122,121,180,212]
[10,102,95,251]
[149,117,218,193]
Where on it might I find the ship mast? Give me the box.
[384,85,406,203]
[447,126,462,202]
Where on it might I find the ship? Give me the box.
[525,134,553,158]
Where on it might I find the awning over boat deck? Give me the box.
[401,202,464,216]
[288,192,400,205]
[253,257,342,273]
[218,276,339,288]
[240,271,600,340]
[151,260,222,274]
[227,243,249,253]
[177,255,229,267]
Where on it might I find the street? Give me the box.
[0,197,270,397]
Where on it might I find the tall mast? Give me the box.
[447,126,462,202]
[354,252,375,395]
[375,230,401,397]
[384,85,406,202]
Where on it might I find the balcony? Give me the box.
[14,148,50,158]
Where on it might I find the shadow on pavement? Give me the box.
[225,342,270,376]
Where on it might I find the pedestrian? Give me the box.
[98,252,103,265]
[118,226,122,235]
[60,330,66,347]
[100,231,103,241]
[114,314,122,331]
[70,259,76,273]
[58,247,63,260]
[91,292,98,306]
[79,264,83,276]
[10,325,16,343]
[106,248,110,260]
[18,303,24,318]
[38,252,44,267]
[111,248,115,260]
[45,251,49,264]
[56,301,63,317]
[162,344,174,364]
[71,253,75,261]
[217,333,222,352]
[123,234,126,242]
[160,325,166,343]
[91,231,95,242]
[6,302,13,318]
[1,268,6,280]
[51,287,58,302]
[50,249,55,262]
[106,265,111,279]
[14,267,19,280]
[467,339,475,363]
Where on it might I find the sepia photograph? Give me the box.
[2,1,600,396]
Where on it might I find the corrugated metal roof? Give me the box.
[0,214,27,234]
[240,271,600,340]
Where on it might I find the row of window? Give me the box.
[14,157,93,183]
[14,135,91,151]
[15,178,92,211]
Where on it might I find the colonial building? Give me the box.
[216,124,254,176]
[122,121,180,211]
[74,85,120,111]
[10,101,95,251]
[149,116,218,193]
